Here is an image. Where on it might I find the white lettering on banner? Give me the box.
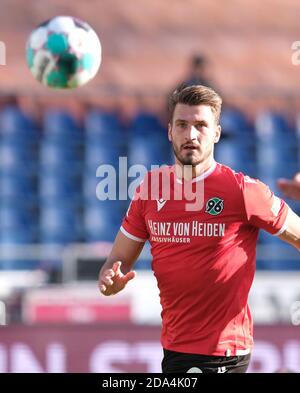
[131,342,162,373]
[0,336,299,372]
[247,342,281,373]
[89,341,162,373]
[47,343,66,373]
[283,341,300,372]
[0,345,6,373]
[10,343,66,373]
[88,339,300,373]
[90,341,130,373]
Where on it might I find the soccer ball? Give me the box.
[26,16,102,89]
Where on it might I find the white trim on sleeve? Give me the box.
[120,226,147,242]
[273,207,290,236]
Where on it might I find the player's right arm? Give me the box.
[98,230,145,296]
[99,177,149,296]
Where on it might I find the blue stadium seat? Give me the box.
[131,112,162,134]
[85,110,123,145]
[43,109,82,142]
[40,141,77,161]
[84,198,124,218]
[85,144,123,169]
[0,227,39,269]
[257,239,299,270]
[214,137,256,174]
[0,259,39,270]
[256,111,290,133]
[40,205,81,244]
[0,106,38,143]
[128,134,168,168]
[255,112,297,172]
[0,228,36,245]
[0,205,34,230]
[84,174,129,217]
[220,107,250,136]
[255,111,296,149]
[257,158,298,180]
[83,203,121,242]
[0,143,37,176]
[39,174,81,202]
[39,141,82,173]
[83,175,100,202]
[0,174,36,203]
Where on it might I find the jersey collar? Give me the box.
[175,160,217,184]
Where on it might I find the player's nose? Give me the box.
[185,125,198,141]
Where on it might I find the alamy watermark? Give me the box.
[95,157,205,212]
[0,41,6,65]
[291,41,300,65]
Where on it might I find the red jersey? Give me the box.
[120,161,289,356]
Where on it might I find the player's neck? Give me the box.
[175,156,215,181]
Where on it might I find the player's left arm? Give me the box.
[278,208,300,251]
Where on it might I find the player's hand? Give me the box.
[277,172,300,201]
[99,261,136,296]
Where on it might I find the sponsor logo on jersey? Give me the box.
[156,199,167,212]
[205,197,224,216]
[147,219,225,243]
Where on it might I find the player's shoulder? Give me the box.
[215,162,263,196]
[215,162,245,186]
[216,162,258,186]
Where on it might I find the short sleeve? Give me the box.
[120,185,149,242]
[241,175,289,235]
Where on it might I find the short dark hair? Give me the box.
[168,85,222,124]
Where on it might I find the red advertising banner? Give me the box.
[0,324,299,373]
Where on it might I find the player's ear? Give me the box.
[168,123,172,142]
[214,125,221,143]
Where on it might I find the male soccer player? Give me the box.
[98,85,300,373]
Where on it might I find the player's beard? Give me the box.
[172,142,213,167]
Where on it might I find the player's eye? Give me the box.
[196,122,207,129]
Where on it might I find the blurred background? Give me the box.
[0,0,299,373]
